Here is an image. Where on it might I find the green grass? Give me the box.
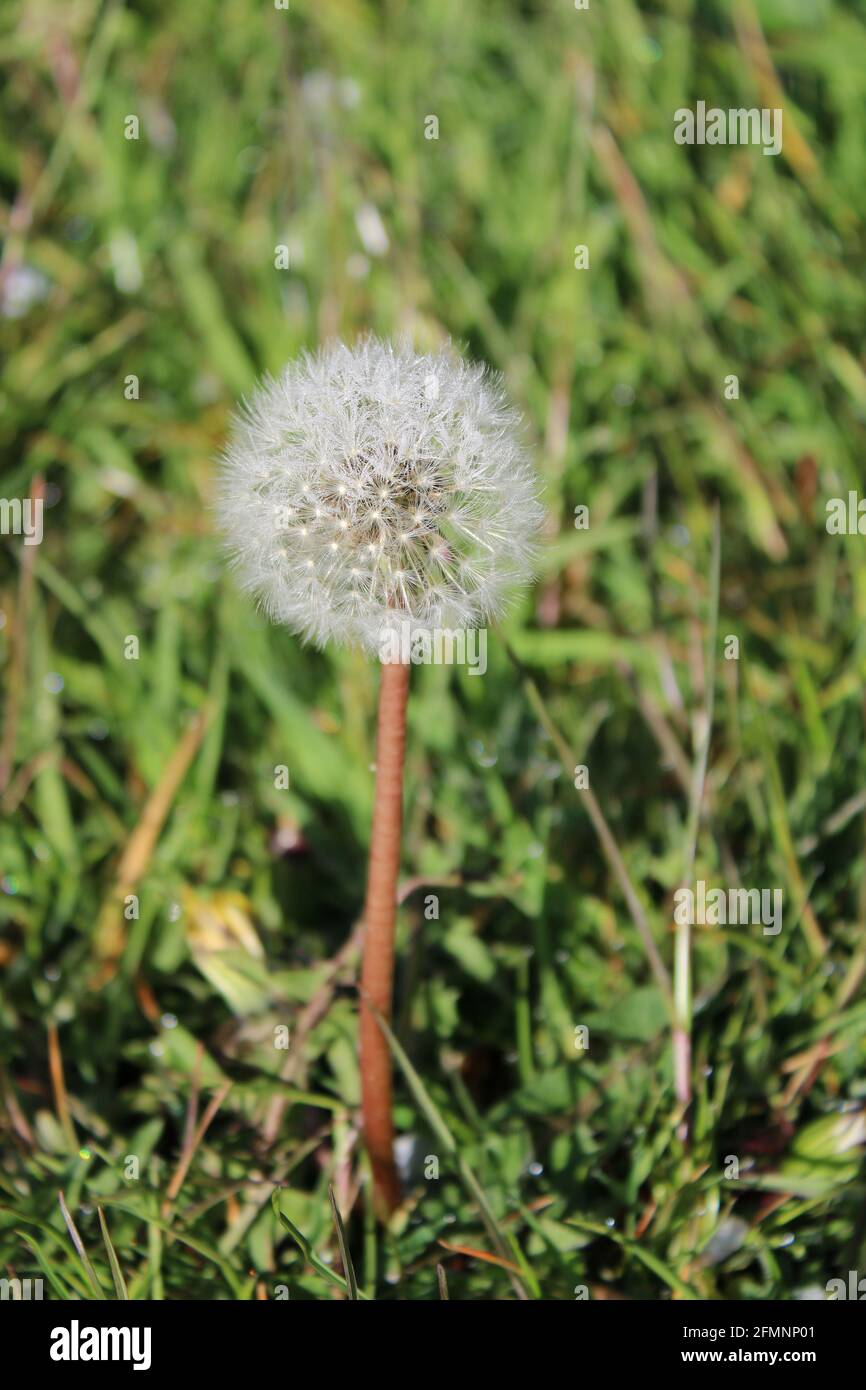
[1,0,866,1300]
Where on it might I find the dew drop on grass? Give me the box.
[469,740,497,768]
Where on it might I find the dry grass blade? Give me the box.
[162,1080,233,1219]
[47,1023,77,1153]
[92,705,211,980]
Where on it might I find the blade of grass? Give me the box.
[16,1231,78,1300]
[673,505,721,1111]
[47,1023,77,1153]
[97,1206,129,1300]
[271,1192,371,1300]
[512,651,673,1009]
[58,1190,105,1299]
[328,1184,359,1300]
[97,1198,243,1297]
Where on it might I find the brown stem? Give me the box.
[360,658,410,1215]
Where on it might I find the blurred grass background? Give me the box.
[2,0,866,1300]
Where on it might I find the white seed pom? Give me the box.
[216,337,544,654]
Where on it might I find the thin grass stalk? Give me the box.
[673,507,721,1111]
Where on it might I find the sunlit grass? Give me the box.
[1,0,865,1299]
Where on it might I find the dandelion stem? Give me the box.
[360,657,410,1215]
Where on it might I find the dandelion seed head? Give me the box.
[216,337,544,654]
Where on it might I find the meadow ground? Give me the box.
[1,0,866,1300]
